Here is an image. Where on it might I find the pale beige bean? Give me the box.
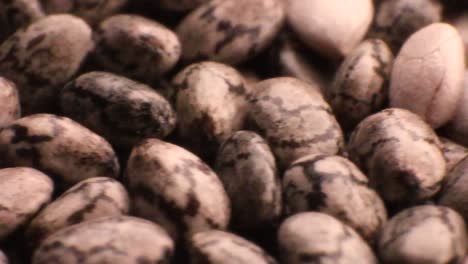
[390,23,465,128]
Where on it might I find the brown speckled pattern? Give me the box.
[26,177,129,247]
[94,14,181,84]
[32,216,174,264]
[0,167,53,241]
[328,39,393,131]
[40,0,127,25]
[190,230,278,264]
[348,108,445,205]
[247,77,344,168]
[176,0,285,65]
[283,154,387,243]
[378,205,466,264]
[0,114,120,190]
[0,78,20,128]
[215,130,281,230]
[125,138,230,241]
[60,71,177,149]
[0,14,93,115]
[173,61,249,158]
[278,212,378,264]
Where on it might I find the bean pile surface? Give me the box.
[1,0,468,263]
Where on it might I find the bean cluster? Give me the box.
[0,0,468,263]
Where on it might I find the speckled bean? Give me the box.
[327,39,393,131]
[0,167,53,241]
[60,71,177,149]
[0,14,93,115]
[347,108,446,205]
[26,177,129,246]
[172,61,249,158]
[283,154,387,243]
[32,216,174,264]
[247,77,344,168]
[0,114,120,190]
[94,14,181,84]
[378,205,466,264]
[125,138,230,241]
[278,212,378,264]
[215,130,281,230]
[190,230,277,264]
[176,0,285,65]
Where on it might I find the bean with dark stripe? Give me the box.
[125,138,230,241]
[60,71,177,149]
[26,177,129,247]
[378,205,466,264]
[0,114,119,191]
[32,216,174,264]
[347,108,445,205]
[247,77,344,168]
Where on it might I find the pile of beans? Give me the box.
[1,0,468,263]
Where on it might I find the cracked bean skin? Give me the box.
[287,0,374,60]
[190,230,278,264]
[32,216,174,264]
[40,0,127,25]
[173,61,249,159]
[215,130,281,230]
[283,154,387,243]
[176,0,285,65]
[378,205,466,264]
[327,39,393,131]
[125,138,230,241]
[440,137,468,172]
[347,108,446,205]
[438,157,468,223]
[0,114,120,191]
[94,14,181,84]
[247,77,344,169]
[370,0,442,52]
[0,167,53,241]
[390,23,465,128]
[278,212,378,264]
[0,0,44,43]
[158,0,210,12]
[0,78,20,129]
[60,71,177,149]
[0,14,93,115]
[26,177,129,247]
